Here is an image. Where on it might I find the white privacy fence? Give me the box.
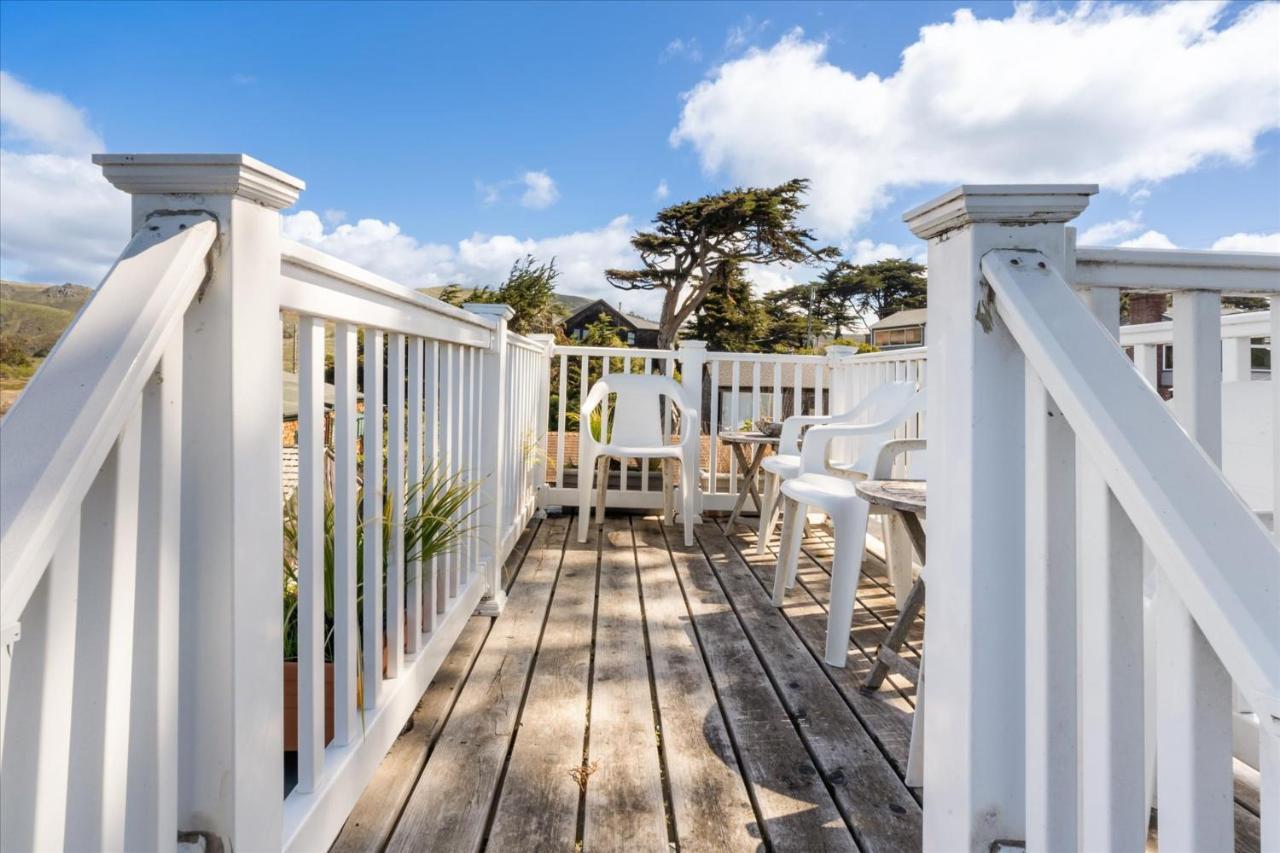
[0,155,543,853]
[905,185,1279,851]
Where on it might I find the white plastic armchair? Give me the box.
[756,381,920,554]
[772,382,923,666]
[577,373,701,546]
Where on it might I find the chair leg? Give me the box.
[906,662,925,787]
[756,471,775,555]
[595,455,609,526]
[577,452,596,543]
[825,518,864,667]
[772,497,803,606]
[680,460,695,547]
[662,460,674,525]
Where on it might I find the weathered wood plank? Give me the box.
[583,519,669,852]
[696,522,923,853]
[331,616,491,852]
[665,525,858,852]
[502,518,540,591]
[385,517,569,853]
[632,518,760,851]
[719,521,914,777]
[486,527,599,851]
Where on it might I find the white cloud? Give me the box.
[672,3,1280,237]
[323,209,347,226]
[1078,216,1145,245]
[661,38,702,63]
[0,71,103,155]
[654,179,669,201]
[725,16,771,53]
[282,210,653,312]
[477,170,560,209]
[1129,187,1152,206]
[0,74,126,284]
[520,170,559,209]
[1119,230,1178,249]
[1210,231,1280,252]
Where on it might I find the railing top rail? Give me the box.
[0,214,217,628]
[1118,309,1271,346]
[982,248,1279,710]
[506,331,548,353]
[840,346,928,365]
[280,239,495,331]
[1075,244,1280,294]
[551,344,677,359]
[703,351,827,363]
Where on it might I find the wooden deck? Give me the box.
[331,511,1264,853]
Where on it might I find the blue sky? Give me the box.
[2,0,1278,316]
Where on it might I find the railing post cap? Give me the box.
[463,303,516,322]
[93,153,305,210]
[529,332,556,348]
[903,184,1098,240]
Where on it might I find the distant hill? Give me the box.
[1,281,92,357]
[420,286,595,315]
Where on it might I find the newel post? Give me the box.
[903,185,1094,850]
[677,339,707,521]
[96,154,305,851]
[465,303,514,616]
[529,333,557,511]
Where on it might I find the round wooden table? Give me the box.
[718,430,781,528]
[855,479,926,692]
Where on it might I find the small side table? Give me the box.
[855,479,926,692]
[718,430,781,529]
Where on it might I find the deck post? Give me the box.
[904,184,1094,851]
[529,333,556,512]
[466,303,514,616]
[96,154,305,851]
[677,339,707,521]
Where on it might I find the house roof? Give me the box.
[871,308,928,330]
[282,370,339,419]
[563,298,660,331]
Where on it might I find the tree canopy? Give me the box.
[465,255,564,336]
[606,179,837,348]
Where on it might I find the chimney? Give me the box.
[1126,293,1167,325]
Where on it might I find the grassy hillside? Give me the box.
[1,281,92,358]
[1,281,92,313]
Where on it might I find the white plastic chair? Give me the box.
[756,379,922,555]
[577,373,700,546]
[771,381,922,666]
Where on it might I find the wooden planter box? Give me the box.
[283,661,335,752]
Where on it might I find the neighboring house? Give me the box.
[870,308,927,349]
[708,360,825,430]
[562,299,660,347]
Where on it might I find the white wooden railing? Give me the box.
[0,154,543,853]
[905,185,1279,851]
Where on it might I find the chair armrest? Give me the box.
[778,414,831,455]
[872,439,927,479]
[800,421,900,475]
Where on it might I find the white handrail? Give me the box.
[981,249,1279,711]
[0,214,216,628]
[1076,244,1280,293]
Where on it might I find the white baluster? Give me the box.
[363,329,384,710]
[386,333,406,678]
[297,315,326,792]
[406,337,424,654]
[333,322,359,742]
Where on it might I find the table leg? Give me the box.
[863,510,925,692]
[727,445,768,528]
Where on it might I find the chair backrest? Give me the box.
[838,381,923,474]
[584,373,689,448]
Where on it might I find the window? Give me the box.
[626,331,636,345]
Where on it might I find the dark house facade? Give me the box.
[562,299,661,347]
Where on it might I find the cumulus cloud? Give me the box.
[1210,232,1280,252]
[520,170,559,209]
[0,73,127,284]
[282,211,653,312]
[1119,230,1178,249]
[1079,217,1145,245]
[672,2,1280,237]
